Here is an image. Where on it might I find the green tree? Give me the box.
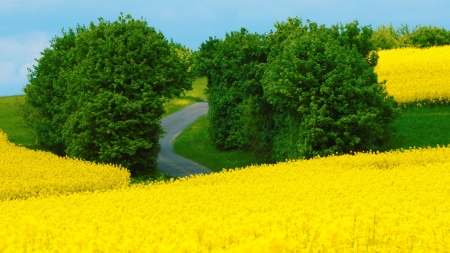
[409,25,450,48]
[261,23,399,161]
[371,24,401,50]
[329,20,378,67]
[195,28,269,151]
[370,23,450,49]
[23,14,193,176]
[23,27,82,156]
[194,17,398,162]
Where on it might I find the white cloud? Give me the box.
[0,62,16,83]
[0,32,50,95]
[0,32,48,60]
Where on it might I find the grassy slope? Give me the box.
[381,106,450,151]
[162,77,208,117]
[173,115,272,172]
[0,95,39,150]
[174,105,450,172]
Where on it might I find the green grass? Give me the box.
[380,106,450,151]
[173,115,273,172]
[0,95,41,150]
[162,77,207,117]
[174,106,450,172]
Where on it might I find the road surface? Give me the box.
[157,101,212,178]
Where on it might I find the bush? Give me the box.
[371,24,401,50]
[23,27,80,156]
[261,20,399,160]
[371,23,450,49]
[23,14,193,176]
[195,28,269,151]
[328,20,378,67]
[409,25,450,48]
[195,18,398,162]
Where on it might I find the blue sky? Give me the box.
[1,0,449,96]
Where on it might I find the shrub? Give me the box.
[195,28,269,151]
[409,25,450,48]
[23,14,193,176]
[328,20,378,67]
[23,27,80,156]
[371,24,401,50]
[371,23,450,49]
[195,18,398,162]
[261,21,399,161]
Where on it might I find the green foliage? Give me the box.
[22,14,193,176]
[238,96,275,156]
[371,23,450,49]
[409,25,450,48]
[262,24,399,160]
[195,28,269,151]
[23,27,79,156]
[196,17,399,162]
[329,20,378,66]
[371,24,401,50]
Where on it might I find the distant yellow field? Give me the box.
[375,45,450,105]
[0,130,130,201]
[2,144,450,252]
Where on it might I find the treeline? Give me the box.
[21,13,449,175]
[372,23,450,49]
[195,18,399,162]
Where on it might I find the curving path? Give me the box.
[157,101,212,178]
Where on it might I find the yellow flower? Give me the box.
[375,45,450,105]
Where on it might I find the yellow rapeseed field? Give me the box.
[0,130,130,201]
[2,145,450,252]
[375,45,450,105]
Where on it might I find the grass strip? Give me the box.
[381,106,450,151]
[173,115,272,172]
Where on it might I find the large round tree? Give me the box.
[261,21,399,161]
[23,14,194,176]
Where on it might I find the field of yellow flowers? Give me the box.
[375,45,450,105]
[2,45,450,252]
[2,129,450,252]
[0,130,130,201]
